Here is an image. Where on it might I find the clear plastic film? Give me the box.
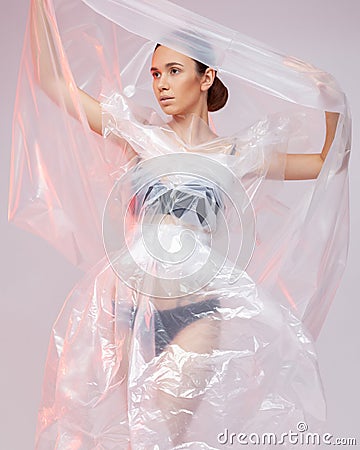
[8,0,351,448]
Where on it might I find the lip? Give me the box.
[160,97,174,103]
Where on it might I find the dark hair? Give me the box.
[154,43,228,112]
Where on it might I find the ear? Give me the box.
[200,68,216,92]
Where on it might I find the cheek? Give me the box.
[152,80,162,99]
[178,76,199,96]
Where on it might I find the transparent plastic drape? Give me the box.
[8,0,351,448]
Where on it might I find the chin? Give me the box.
[160,106,178,116]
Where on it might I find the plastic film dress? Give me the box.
[8,0,351,448]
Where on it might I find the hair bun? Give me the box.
[208,76,228,112]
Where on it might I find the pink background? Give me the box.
[1,0,359,448]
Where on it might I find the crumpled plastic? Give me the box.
[8,0,351,448]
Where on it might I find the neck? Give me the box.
[173,101,209,125]
[168,111,218,146]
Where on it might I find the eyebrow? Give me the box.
[150,62,184,72]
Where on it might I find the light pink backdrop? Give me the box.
[1,0,359,448]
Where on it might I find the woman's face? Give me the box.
[151,45,210,117]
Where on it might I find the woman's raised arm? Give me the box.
[283,111,340,180]
[31,0,102,134]
[265,111,340,180]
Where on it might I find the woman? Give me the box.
[10,0,349,448]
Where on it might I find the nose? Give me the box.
[157,74,170,91]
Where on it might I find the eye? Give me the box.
[152,71,160,79]
[170,67,180,75]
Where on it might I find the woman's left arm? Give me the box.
[284,111,340,180]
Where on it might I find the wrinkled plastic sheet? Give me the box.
[8,0,351,448]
